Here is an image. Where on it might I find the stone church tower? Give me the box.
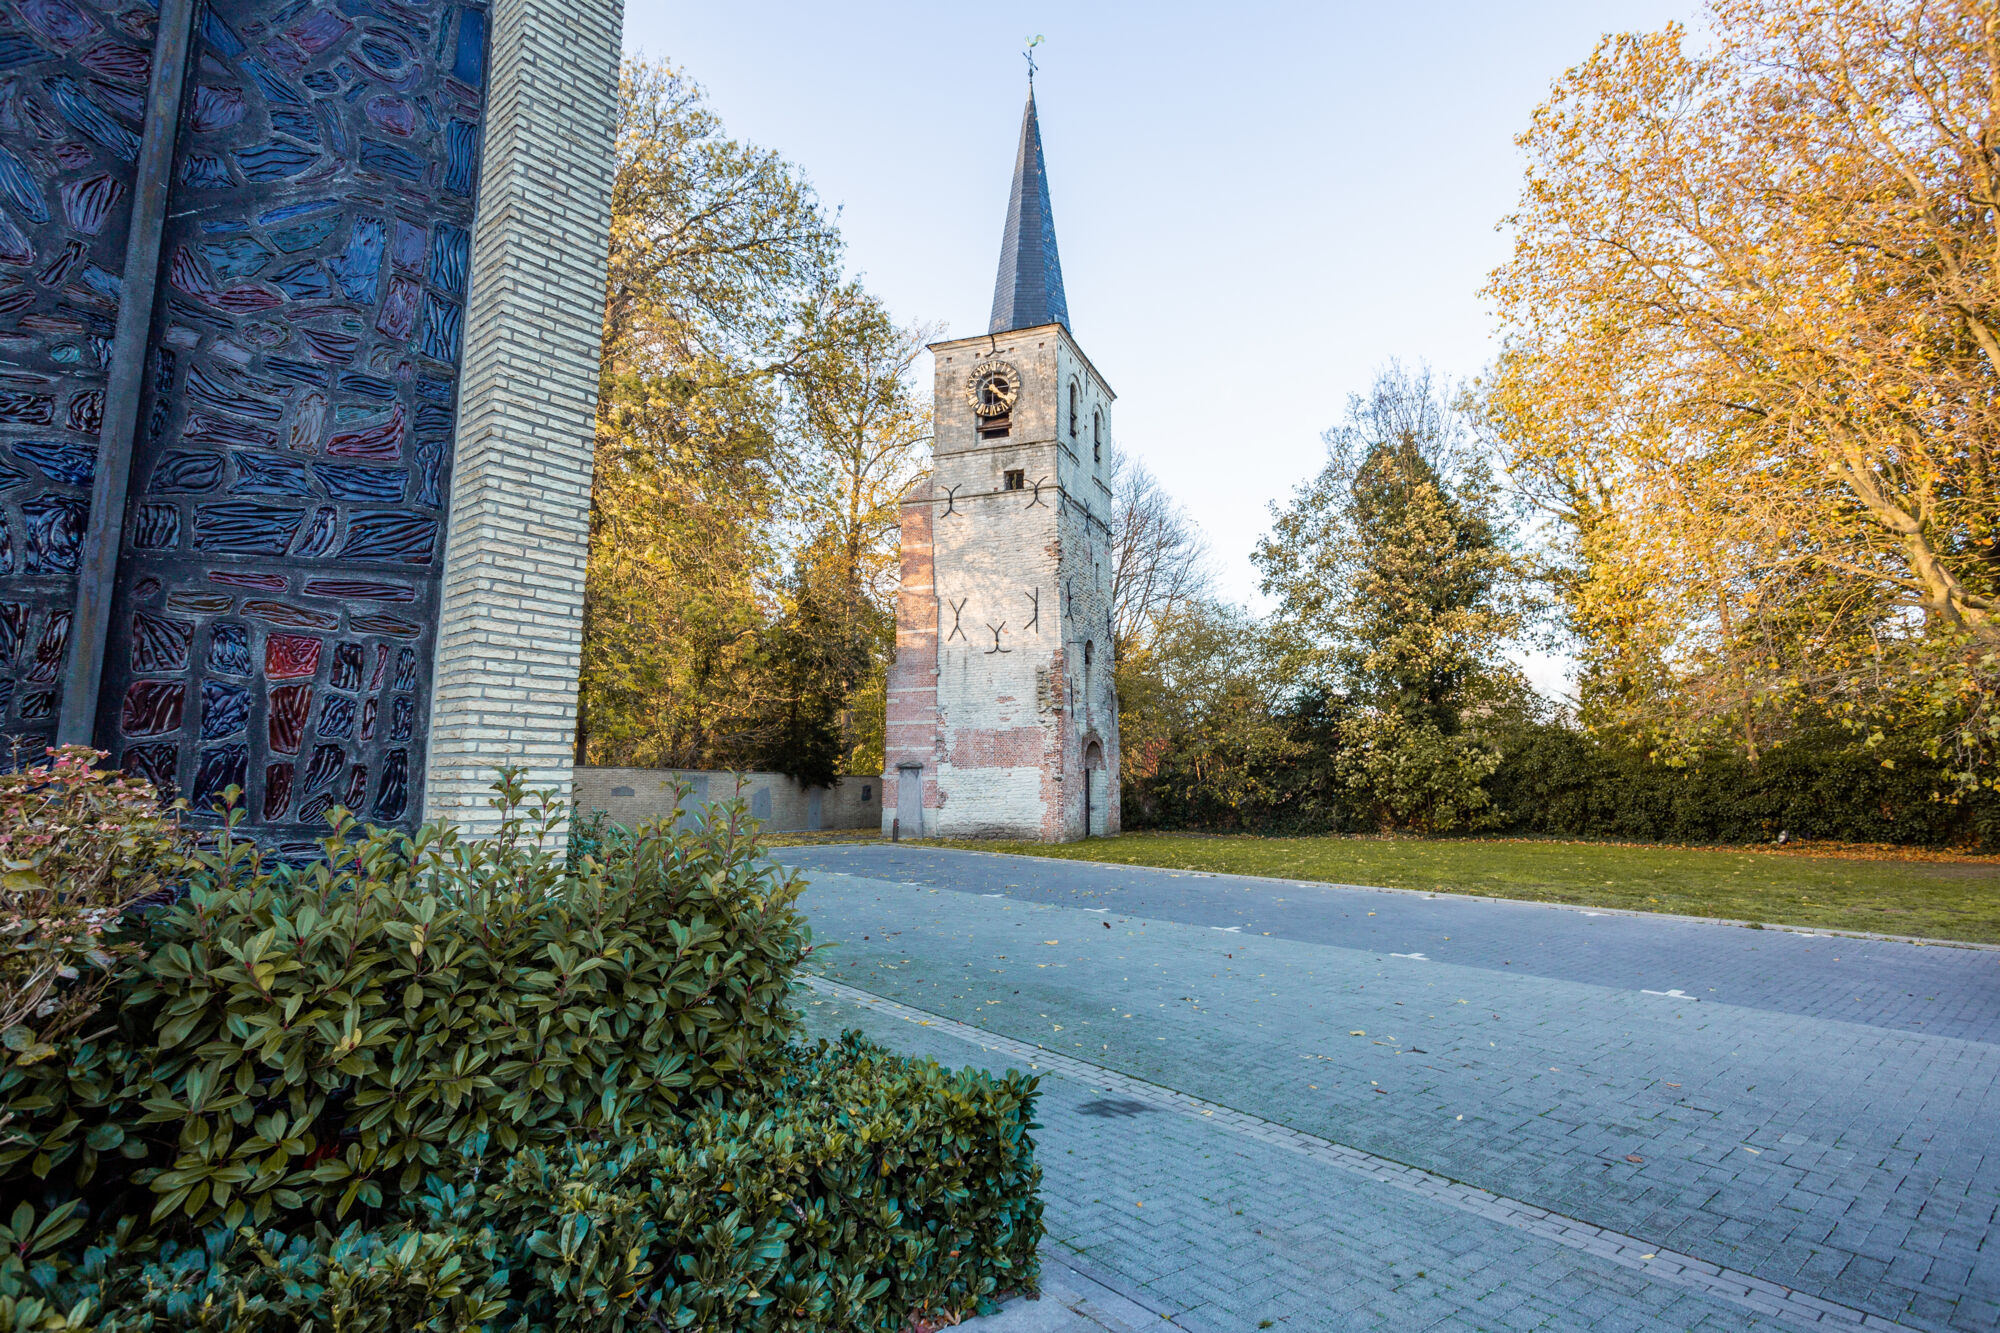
[882,90,1120,842]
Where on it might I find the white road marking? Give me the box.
[1641,989,1694,999]
[1390,952,1430,961]
[1212,926,1242,933]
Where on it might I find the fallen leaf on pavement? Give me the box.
[1625,1154,1644,1163]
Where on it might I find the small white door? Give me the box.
[1088,768,1108,837]
[896,766,923,837]
[806,787,823,831]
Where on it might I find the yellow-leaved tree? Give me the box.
[1485,0,2000,785]
[579,61,929,778]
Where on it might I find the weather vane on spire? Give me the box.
[1024,34,1044,84]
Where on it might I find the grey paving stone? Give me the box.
[780,844,2000,1042]
[783,853,1999,1330]
[804,991,1807,1332]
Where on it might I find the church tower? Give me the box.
[882,90,1120,842]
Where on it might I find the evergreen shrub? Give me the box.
[1128,710,2000,848]
[0,764,1043,1329]
[0,1037,1040,1332]
[1484,722,2000,849]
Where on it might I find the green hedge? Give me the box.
[1126,704,2000,848]
[0,1037,1041,1332]
[0,769,1044,1329]
[1482,722,2000,849]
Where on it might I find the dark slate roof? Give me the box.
[989,90,1070,334]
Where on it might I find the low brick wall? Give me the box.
[572,767,878,833]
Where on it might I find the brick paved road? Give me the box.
[777,847,2000,1332]
[782,845,2000,1043]
[803,986,1782,1332]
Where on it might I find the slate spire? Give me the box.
[989,89,1070,334]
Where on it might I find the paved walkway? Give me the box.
[778,846,2000,1332]
[785,845,2000,1043]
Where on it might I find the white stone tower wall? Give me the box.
[884,322,1118,841]
[928,331,1060,838]
[1052,335,1120,837]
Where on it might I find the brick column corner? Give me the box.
[422,0,621,836]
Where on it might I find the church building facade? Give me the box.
[882,91,1120,842]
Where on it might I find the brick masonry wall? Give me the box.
[885,322,1120,841]
[883,476,942,833]
[421,0,621,835]
[574,767,878,833]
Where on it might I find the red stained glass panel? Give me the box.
[263,762,294,820]
[265,633,322,680]
[268,683,312,754]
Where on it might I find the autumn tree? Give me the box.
[1108,446,1212,663]
[1101,446,1223,810]
[1485,0,2000,784]
[1258,364,1527,832]
[768,295,934,782]
[1115,599,1306,829]
[578,61,928,780]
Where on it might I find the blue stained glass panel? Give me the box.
[0,0,138,752]
[200,680,251,739]
[450,8,485,87]
[12,440,96,485]
[208,622,251,675]
[86,0,489,841]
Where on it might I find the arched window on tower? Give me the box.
[1092,410,1101,462]
[1069,382,1079,439]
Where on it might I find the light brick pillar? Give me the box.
[422,0,620,834]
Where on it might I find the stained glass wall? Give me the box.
[0,0,488,853]
[0,0,150,756]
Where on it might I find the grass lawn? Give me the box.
[762,829,886,847]
[929,832,2000,945]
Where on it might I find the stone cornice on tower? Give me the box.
[929,321,1117,411]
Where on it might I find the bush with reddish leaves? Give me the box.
[0,746,184,1070]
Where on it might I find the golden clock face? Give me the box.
[967,359,1021,418]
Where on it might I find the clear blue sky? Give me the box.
[633,2,1698,693]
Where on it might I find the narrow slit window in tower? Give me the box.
[1004,469,1025,491]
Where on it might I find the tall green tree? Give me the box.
[1116,599,1305,829]
[777,294,933,781]
[1256,363,1528,831]
[577,61,928,781]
